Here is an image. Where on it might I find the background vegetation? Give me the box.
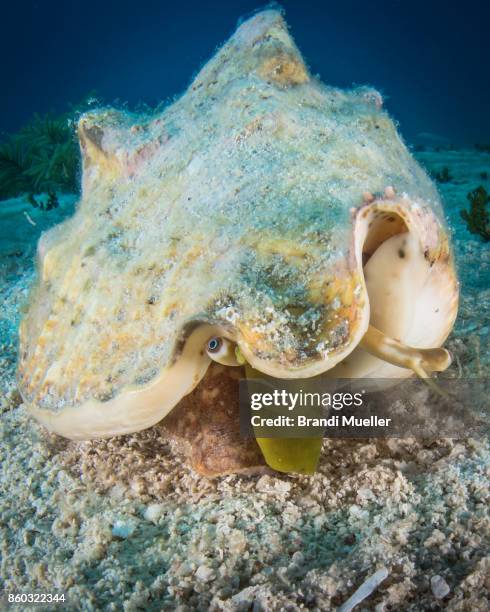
[0,96,99,200]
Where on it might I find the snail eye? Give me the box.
[207,337,223,354]
[205,336,242,366]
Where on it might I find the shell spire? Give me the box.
[190,9,310,92]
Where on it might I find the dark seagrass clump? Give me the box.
[432,166,452,183]
[0,95,100,201]
[461,186,490,241]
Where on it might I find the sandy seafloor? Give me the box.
[0,150,488,611]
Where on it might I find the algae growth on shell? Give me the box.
[17,9,458,465]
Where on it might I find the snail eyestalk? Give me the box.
[360,324,452,397]
[235,345,247,366]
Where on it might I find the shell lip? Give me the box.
[220,189,458,380]
[234,307,370,379]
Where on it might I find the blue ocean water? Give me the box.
[0,0,489,146]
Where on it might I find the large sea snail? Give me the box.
[19,9,458,478]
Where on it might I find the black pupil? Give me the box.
[208,338,221,352]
